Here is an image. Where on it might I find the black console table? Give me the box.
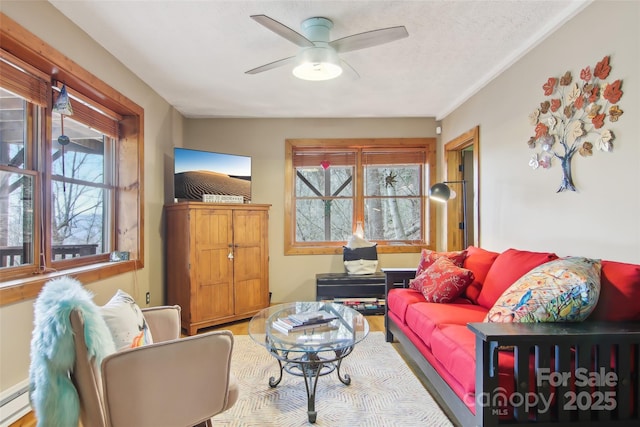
[315,272,386,315]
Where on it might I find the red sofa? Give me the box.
[384,247,640,427]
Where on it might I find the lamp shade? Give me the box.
[293,46,342,81]
[429,183,451,202]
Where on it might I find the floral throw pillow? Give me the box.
[411,249,468,291]
[411,257,475,303]
[486,257,601,323]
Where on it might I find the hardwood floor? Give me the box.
[8,415,35,427]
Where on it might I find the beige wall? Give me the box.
[183,118,437,303]
[0,2,179,390]
[441,0,639,263]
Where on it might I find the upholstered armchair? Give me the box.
[71,305,239,427]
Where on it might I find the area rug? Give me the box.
[212,332,453,426]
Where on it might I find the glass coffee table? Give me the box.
[248,301,369,423]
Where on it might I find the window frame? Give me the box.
[285,138,437,255]
[0,13,144,306]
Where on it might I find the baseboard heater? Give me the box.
[0,379,30,427]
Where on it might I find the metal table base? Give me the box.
[267,344,354,423]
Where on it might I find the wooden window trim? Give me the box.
[285,138,436,255]
[0,13,144,306]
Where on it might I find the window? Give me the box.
[50,108,115,264]
[0,14,143,305]
[285,138,436,255]
[0,86,40,271]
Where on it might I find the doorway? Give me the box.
[443,126,479,251]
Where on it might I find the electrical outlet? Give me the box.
[146,292,150,304]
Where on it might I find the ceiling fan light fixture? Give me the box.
[293,47,342,81]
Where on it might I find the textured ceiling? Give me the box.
[50,0,590,119]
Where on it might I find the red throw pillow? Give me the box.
[411,249,467,291]
[589,260,640,321]
[411,257,475,303]
[477,248,558,309]
[415,249,467,277]
[462,246,499,304]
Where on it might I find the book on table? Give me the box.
[288,310,338,326]
[271,310,338,333]
[272,317,337,334]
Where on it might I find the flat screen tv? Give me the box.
[173,148,251,203]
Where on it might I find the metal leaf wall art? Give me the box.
[527,56,624,192]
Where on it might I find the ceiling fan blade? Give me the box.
[340,59,360,80]
[245,56,296,75]
[330,26,409,53]
[250,15,314,48]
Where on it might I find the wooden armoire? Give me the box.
[165,202,270,335]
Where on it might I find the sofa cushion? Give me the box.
[486,257,601,323]
[589,260,640,321]
[431,325,545,418]
[477,248,558,309]
[405,302,488,348]
[412,257,475,303]
[462,246,500,303]
[387,288,425,324]
[430,324,477,395]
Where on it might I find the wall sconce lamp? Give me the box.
[429,180,468,248]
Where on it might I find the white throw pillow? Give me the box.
[100,289,153,351]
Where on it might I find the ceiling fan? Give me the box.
[245,14,409,81]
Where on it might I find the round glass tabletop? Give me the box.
[248,301,369,354]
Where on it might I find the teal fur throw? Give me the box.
[29,276,116,427]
